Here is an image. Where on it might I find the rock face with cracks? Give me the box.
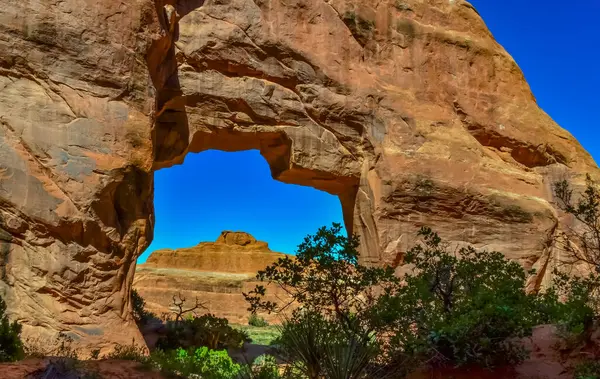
[140,231,289,273]
[0,0,598,349]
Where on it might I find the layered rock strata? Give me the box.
[134,231,290,323]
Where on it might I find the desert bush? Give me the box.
[533,270,599,350]
[238,354,285,379]
[575,359,600,379]
[247,223,600,374]
[243,224,404,376]
[372,227,545,369]
[273,310,380,379]
[105,340,147,361]
[550,175,600,345]
[248,314,269,328]
[131,289,156,325]
[157,313,250,351]
[245,223,398,335]
[24,333,105,379]
[151,346,241,379]
[0,296,23,362]
[554,174,600,274]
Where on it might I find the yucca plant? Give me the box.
[274,311,384,379]
[275,312,326,379]
[321,332,378,379]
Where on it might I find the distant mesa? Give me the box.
[142,231,289,274]
[134,231,291,323]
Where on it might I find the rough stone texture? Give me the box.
[0,0,159,350]
[0,0,598,348]
[142,231,287,273]
[134,231,291,323]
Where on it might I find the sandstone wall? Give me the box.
[0,0,598,349]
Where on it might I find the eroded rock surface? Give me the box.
[134,231,290,323]
[0,0,598,348]
[142,231,288,273]
[0,0,159,351]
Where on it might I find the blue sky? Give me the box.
[137,1,599,263]
[469,0,599,163]
[137,150,345,262]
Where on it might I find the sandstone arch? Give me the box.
[0,0,598,350]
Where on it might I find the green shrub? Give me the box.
[238,354,283,379]
[575,360,600,379]
[151,346,241,379]
[245,223,398,334]
[274,310,379,379]
[248,314,269,327]
[375,227,542,368]
[245,223,400,376]
[131,289,156,325]
[247,223,599,374]
[537,271,599,348]
[105,340,147,361]
[157,314,250,351]
[234,324,280,346]
[551,175,600,340]
[0,296,23,362]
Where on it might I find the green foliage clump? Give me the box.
[131,288,156,325]
[575,360,600,379]
[275,311,379,379]
[234,324,280,346]
[245,223,400,377]
[151,346,241,379]
[248,314,269,328]
[535,271,598,348]
[0,296,23,362]
[549,175,600,347]
[157,314,250,351]
[376,227,541,368]
[105,340,147,361]
[238,354,283,379]
[245,223,398,332]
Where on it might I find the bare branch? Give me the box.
[169,292,207,322]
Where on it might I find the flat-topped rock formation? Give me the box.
[134,232,291,323]
[143,231,288,273]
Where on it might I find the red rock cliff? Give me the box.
[0,0,597,349]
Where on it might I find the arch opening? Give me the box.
[134,148,348,324]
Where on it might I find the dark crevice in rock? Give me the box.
[340,11,376,48]
[385,178,537,224]
[454,102,568,168]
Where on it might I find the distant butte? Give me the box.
[134,232,291,323]
[141,231,289,274]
